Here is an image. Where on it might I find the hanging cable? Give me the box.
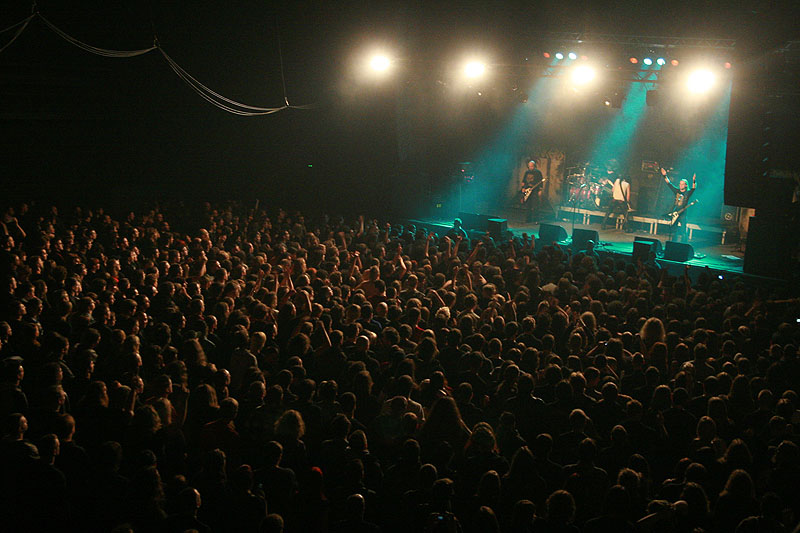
[38,14,156,58]
[0,6,314,116]
[160,47,284,112]
[274,13,290,107]
[0,14,33,54]
[160,47,286,116]
[0,14,33,34]
[273,13,316,110]
[159,47,287,115]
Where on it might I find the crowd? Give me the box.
[0,201,799,533]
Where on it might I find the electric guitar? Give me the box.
[520,178,546,203]
[665,199,698,226]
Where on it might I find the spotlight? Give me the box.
[671,59,680,66]
[568,52,578,60]
[629,57,639,64]
[543,52,551,58]
[603,98,611,107]
[724,62,732,69]
[369,54,391,72]
[571,65,596,85]
[464,61,486,79]
[656,57,666,66]
[555,52,564,60]
[687,69,716,93]
[643,57,653,66]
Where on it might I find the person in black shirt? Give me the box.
[446,218,468,241]
[661,167,697,242]
[520,160,545,223]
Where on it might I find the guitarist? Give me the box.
[661,167,697,242]
[601,174,632,231]
[520,160,545,223]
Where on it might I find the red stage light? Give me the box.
[671,59,679,66]
[724,62,732,69]
[543,52,551,58]
[629,57,638,64]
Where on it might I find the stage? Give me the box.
[405,204,750,279]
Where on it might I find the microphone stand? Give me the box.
[569,183,586,248]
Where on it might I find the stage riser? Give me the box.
[555,207,726,244]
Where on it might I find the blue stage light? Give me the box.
[656,57,666,66]
[568,52,577,60]
[643,57,653,66]
[555,52,564,60]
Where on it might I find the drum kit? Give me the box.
[565,163,613,209]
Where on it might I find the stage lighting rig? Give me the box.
[603,91,624,108]
[571,65,596,85]
[687,69,716,93]
[464,60,487,79]
[369,54,391,72]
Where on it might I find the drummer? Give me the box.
[600,159,618,187]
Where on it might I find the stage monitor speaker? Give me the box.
[663,241,694,262]
[632,241,654,263]
[634,236,662,256]
[457,212,484,231]
[458,212,498,231]
[487,218,508,240]
[572,228,599,252]
[538,223,568,245]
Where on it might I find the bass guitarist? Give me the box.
[661,167,697,242]
[520,160,546,223]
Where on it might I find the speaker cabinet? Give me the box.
[458,212,495,231]
[538,223,568,245]
[663,241,695,262]
[487,218,508,240]
[744,216,794,279]
[572,228,599,252]
[634,236,662,256]
[633,241,654,263]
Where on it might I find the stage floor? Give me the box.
[406,211,746,276]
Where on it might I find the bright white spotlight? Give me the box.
[555,52,564,60]
[687,69,716,93]
[369,54,391,72]
[464,61,486,79]
[568,52,577,60]
[571,65,596,85]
